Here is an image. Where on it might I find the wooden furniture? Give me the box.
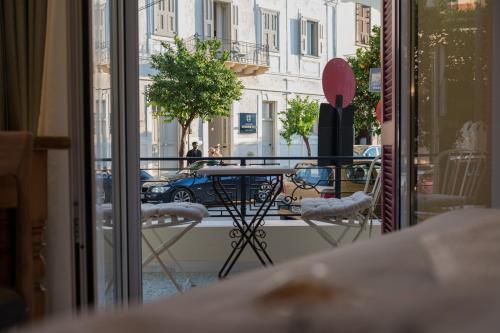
[31,136,70,318]
[0,132,35,322]
[0,133,70,323]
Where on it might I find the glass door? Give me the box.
[409,0,495,224]
[91,0,115,307]
[91,0,142,307]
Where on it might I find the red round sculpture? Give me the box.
[376,99,382,123]
[322,58,356,108]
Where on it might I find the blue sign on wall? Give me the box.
[239,113,257,134]
[369,68,382,93]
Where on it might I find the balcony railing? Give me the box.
[96,156,380,218]
[94,41,110,69]
[185,35,270,76]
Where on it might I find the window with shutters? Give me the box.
[155,0,176,37]
[299,16,324,57]
[232,5,239,41]
[355,3,371,45]
[261,10,279,52]
[300,19,319,57]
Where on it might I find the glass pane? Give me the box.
[136,0,384,303]
[92,0,114,307]
[412,1,493,223]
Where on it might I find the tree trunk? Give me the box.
[302,135,312,157]
[179,124,188,168]
[179,117,195,168]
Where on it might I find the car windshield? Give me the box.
[294,164,331,186]
[353,146,367,156]
[140,170,154,180]
[178,160,218,175]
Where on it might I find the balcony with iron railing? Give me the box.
[95,155,382,299]
[184,36,270,76]
[94,36,270,77]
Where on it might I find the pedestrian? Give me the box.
[208,147,216,157]
[186,142,202,165]
[214,143,223,157]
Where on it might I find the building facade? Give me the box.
[94,0,380,166]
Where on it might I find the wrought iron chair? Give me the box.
[300,156,382,247]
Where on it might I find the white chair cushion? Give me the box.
[141,203,159,219]
[301,191,373,220]
[156,202,209,221]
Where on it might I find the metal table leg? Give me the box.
[212,174,283,278]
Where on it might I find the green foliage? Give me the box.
[413,4,490,150]
[145,36,243,156]
[347,25,381,137]
[279,96,319,157]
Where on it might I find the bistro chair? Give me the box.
[97,202,209,293]
[300,156,382,247]
[141,202,209,292]
[415,149,486,221]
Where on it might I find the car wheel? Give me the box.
[171,188,194,203]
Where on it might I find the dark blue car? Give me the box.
[141,160,274,205]
[97,170,155,203]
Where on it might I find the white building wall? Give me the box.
[136,0,380,162]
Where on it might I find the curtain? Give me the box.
[0,0,48,132]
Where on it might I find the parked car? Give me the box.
[282,161,376,201]
[278,160,380,216]
[354,145,381,157]
[96,170,155,203]
[141,160,272,205]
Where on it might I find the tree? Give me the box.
[347,26,381,139]
[279,96,319,157]
[145,36,243,158]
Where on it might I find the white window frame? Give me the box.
[300,17,323,57]
[261,9,279,52]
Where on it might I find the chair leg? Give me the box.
[142,221,200,267]
[352,214,369,242]
[142,233,183,293]
[151,228,196,288]
[336,224,351,244]
[369,211,379,239]
[303,219,338,247]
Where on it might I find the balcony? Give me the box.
[95,156,381,299]
[96,156,380,301]
[185,36,270,76]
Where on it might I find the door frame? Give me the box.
[80,0,142,307]
[109,0,142,304]
[261,101,276,157]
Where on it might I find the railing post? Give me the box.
[335,159,342,199]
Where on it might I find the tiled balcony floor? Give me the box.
[143,272,218,302]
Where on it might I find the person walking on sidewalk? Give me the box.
[186,142,202,165]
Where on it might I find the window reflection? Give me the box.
[413,0,492,222]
